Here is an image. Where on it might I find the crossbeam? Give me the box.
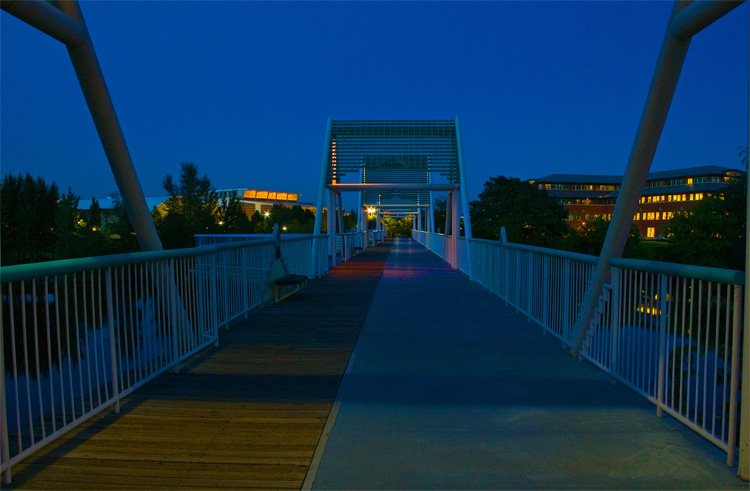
[327,183,460,192]
[670,0,745,39]
[0,0,86,46]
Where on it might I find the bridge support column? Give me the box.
[571,0,692,356]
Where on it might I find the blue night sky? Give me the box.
[1,1,748,208]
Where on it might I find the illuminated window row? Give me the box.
[634,211,676,221]
[638,193,704,204]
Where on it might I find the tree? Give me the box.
[86,197,102,230]
[104,193,140,254]
[1,173,60,265]
[219,194,252,234]
[156,162,220,249]
[54,187,81,260]
[469,176,570,244]
[433,196,447,233]
[384,216,413,237]
[664,172,746,270]
[570,217,643,257]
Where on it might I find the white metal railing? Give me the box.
[0,234,327,483]
[413,231,745,466]
[581,259,744,466]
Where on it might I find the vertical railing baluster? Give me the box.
[105,268,120,413]
[211,253,219,347]
[169,259,179,373]
[726,285,742,466]
[1,286,10,484]
[610,268,621,374]
[656,273,668,418]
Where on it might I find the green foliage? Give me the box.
[664,172,746,270]
[433,196,447,233]
[563,218,643,257]
[155,162,220,249]
[1,173,60,264]
[470,176,570,244]
[54,188,81,260]
[104,194,140,254]
[384,216,413,237]
[265,204,316,233]
[219,195,253,234]
[86,197,102,230]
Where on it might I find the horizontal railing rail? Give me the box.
[413,230,745,468]
[0,233,328,483]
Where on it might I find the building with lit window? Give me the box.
[530,165,742,238]
[215,188,315,217]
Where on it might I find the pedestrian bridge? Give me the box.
[1,236,745,489]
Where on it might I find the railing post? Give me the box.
[105,267,120,413]
[656,273,668,418]
[542,255,549,329]
[168,260,179,373]
[210,253,219,347]
[0,287,10,484]
[610,267,621,373]
[527,253,534,320]
[222,251,229,327]
[563,260,571,343]
[242,248,249,317]
[728,284,743,469]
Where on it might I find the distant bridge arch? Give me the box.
[312,118,474,276]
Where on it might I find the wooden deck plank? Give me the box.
[6,243,391,490]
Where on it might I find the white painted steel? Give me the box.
[415,230,745,467]
[584,266,745,465]
[0,235,325,482]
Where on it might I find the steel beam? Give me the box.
[739,80,750,481]
[51,1,162,252]
[670,0,745,40]
[571,0,692,355]
[455,116,473,280]
[1,0,87,46]
[313,118,332,271]
[327,183,460,192]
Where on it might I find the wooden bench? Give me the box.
[274,274,308,302]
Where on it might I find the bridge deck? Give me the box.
[8,238,745,489]
[7,243,390,490]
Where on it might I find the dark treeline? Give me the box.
[2,160,745,271]
[463,171,746,271]
[0,163,323,266]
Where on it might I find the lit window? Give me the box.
[635,213,640,221]
[687,178,693,185]
[655,212,660,220]
[682,194,687,201]
[647,227,655,238]
[689,193,694,201]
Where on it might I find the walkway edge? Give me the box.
[301,350,357,491]
[302,244,391,490]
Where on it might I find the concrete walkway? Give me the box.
[310,238,744,489]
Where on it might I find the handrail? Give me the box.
[609,257,744,285]
[0,235,328,283]
[469,237,599,265]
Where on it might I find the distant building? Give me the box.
[530,165,742,238]
[232,189,315,217]
[78,196,170,226]
[79,189,316,225]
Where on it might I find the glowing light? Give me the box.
[282,226,287,231]
[265,212,270,217]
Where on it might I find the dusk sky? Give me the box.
[1,1,748,208]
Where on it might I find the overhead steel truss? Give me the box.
[313,118,474,275]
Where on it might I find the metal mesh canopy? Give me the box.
[327,120,460,207]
